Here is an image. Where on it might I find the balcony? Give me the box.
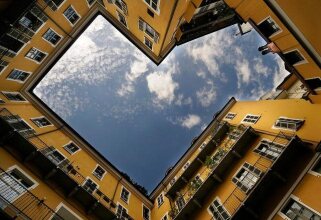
[170,125,258,220]
[0,108,118,220]
[0,167,63,220]
[222,132,311,219]
[166,121,230,200]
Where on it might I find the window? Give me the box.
[274,117,304,131]
[19,6,48,33]
[157,193,164,207]
[117,203,128,220]
[52,203,82,220]
[169,177,176,186]
[176,196,185,211]
[112,0,128,15]
[87,0,95,6]
[144,0,159,12]
[305,78,321,91]
[0,34,24,56]
[7,69,30,82]
[225,112,236,120]
[183,161,190,170]
[43,29,61,46]
[199,143,206,151]
[257,17,280,38]
[117,11,127,27]
[283,50,305,66]
[143,205,150,220]
[147,8,154,18]
[242,114,260,124]
[63,6,80,25]
[0,98,4,104]
[0,167,37,209]
[83,178,98,194]
[31,116,52,128]
[161,214,168,220]
[63,142,80,154]
[25,48,46,63]
[44,0,64,11]
[254,139,284,160]
[120,187,130,203]
[0,60,8,73]
[311,158,321,175]
[191,174,202,189]
[3,115,35,137]
[93,165,106,180]
[44,149,66,165]
[2,91,26,102]
[138,19,159,43]
[281,198,321,219]
[144,37,153,50]
[208,198,230,220]
[232,163,261,193]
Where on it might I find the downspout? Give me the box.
[111,176,122,208]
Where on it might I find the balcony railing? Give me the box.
[170,125,258,220]
[0,167,63,220]
[0,108,119,219]
[221,132,309,219]
[165,121,229,199]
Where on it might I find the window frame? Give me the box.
[120,186,130,204]
[63,141,81,155]
[143,0,160,14]
[44,0,66,11]
[92,164,106,180]
[207,197,231,220]
[142,204,151,220]
[116,10,128,28]
[225,112,236,120]
[305,77,321,91]
[157,193,164,207]
[144,36,153,51]
[0,60,9,74]
[182,161,190,170]
[283,49,308,66]
[45,148,67,166]
[30,116,53,128]
[161,213,169,220]
[241,114,261,124]
[257,16,282,38]
[63,5,81,26]
[116,202,128,219]
[6,69,31,83]
[42,28,62,46]
[6,165,38,190]
[25,47,47,64]
[82,177,99,194]
[253,138,284,161]
[2,91,27,102]
[308,156,321,177]
[273,116,304,131]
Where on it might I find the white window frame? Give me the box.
[52,202,83,220]
[44,0,66,11]
[241,114,261,124]
[82,177,99,194]
[92,164,106,180]
[6,69,31,83]
[63,141,81,155]
[169,177,176,186]
[272,116,304,131]
[4,116,35,134]
[6,165,38,190]
[198,142,206,151]
[0,60,9,74]
[257,16,282,38]
[308,155,321,177]
[232,162,262,193]
[144,36,153,51]
[143,0,160,14]
[116,10,128,28]
[63,5,81,26]
[283,49,308,66]
[207,197,230,220]
[225,112,236,120]
[46,148,67,166]
[86,0,96,7]
[161,212,169,220]
[30,116,53,128]
[138,19,159,43]
[42,28,62,47]
[0,98,4,104]
[25,47,47,64]
[183,161,190,170]
[278,195,321,220]
[19,8,47,35]
[120,186,130,204]
[2,91,27,102]
[116,202,128,219]
[253,138,284,160]
[157,193,164,207]
[142,204,151,220]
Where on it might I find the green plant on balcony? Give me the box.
[169,207,178,219]
[205,156,216,169]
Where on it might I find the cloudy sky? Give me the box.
[34,15,288,192]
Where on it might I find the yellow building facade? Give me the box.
[0,0,320,219]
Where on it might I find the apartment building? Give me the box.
[0,0,320,219]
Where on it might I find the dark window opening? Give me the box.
[257,17,280,38]
[147,8,154,18]
[0,34,24,53]
[305,78,321,90]
[283,50,304,65]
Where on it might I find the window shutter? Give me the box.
[153,32,159,43]
[138,19,144,31]
[121,1,128,15]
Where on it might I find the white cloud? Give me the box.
[196,81,217,107]
[235,59,251,88]
[175,94,192,106]
[146,71,178,105]
[253,57,269,76]
[273,57,289,89]
[196,70,206,79]
[179,114,201,129]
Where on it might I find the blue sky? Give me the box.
[34,15,288,192]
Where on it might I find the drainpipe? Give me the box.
[111,176,122,208]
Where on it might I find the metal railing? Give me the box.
[169,124,249,219]
[0,108,118,217]
[221,131,296,218]
[0,167,63,220]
